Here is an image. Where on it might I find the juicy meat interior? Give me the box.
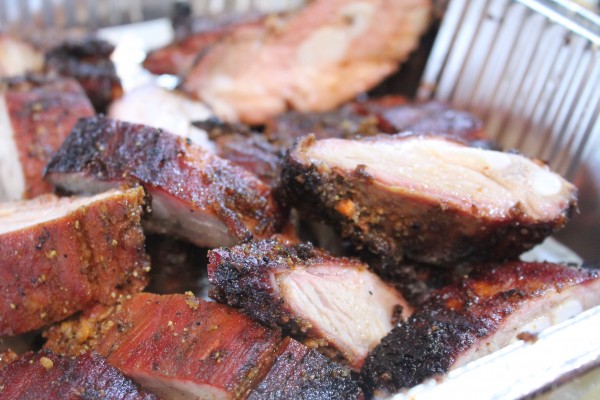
[209,239,411,369]
[306,136,573,220]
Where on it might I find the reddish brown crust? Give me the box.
[282,135,576,266]
[247,337,364,400]
[0,350,158,399]
[44,293,282,398]
[3,75,95,198]
[44,37,123,113]
[0,188,149,335]
[44,116,285,245]
[360,262,600,394]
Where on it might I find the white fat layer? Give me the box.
[146,190,236,248]
[0,190,120,235]
[0,36,43,77]
[453,279,600,369]
[0,95,25,200]
[277,263,411,368]
[132,370,229,400]
[306,136,575,220]
[108,85,215,152]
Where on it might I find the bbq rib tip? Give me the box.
[208,239,412,370]
[0,187,149,335]
[283,134,577,266]
[44,116,285,248]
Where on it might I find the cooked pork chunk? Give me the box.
[0,35,43,77]
[44,116,285,248]
[108,85,214,151]
[44,293,282,400]
[283,134,577,266]
[45,37,123,112]
[0,188,149,336]
[182,0,431,123]
[0,75,94,200]
[0,350,158,399]
[144,12,264,76]
[360,262,600,395]
[208,239,411,369]
[247,337,363,400]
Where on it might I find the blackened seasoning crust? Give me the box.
[0,350,158,399]
[360,262,600,395]
[247,337,364,400]
[283,134,577,266]
[44,116,285,248]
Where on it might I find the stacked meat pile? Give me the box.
[0,1,597,399]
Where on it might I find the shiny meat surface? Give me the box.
[0,350,158,399]
[44,37,123,113]
[182,0,431,123]
[247,337,363,400]
[44,116,285,248]
[44,293,282,400]
[360,262,600,395]
[0,35,43,77]
[0,188,149,335]
[108,85,214,151]
[283,134,577,265]
[208,239,411,369]
[0,75,94,200]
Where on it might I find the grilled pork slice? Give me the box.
[144,12,264,76]
[208,239,411,369]
[360,261,600,395]
[44,116,284,248]
[0,35,43,77]
[108,85,214,151]
[283,134,577,266]
[0,75,95,200]
[182,0,431,124]
[247,337,363,400]
[45,37,123,112]
[0,188,149,336]
[44,293,282,399]
[0,350,158,399]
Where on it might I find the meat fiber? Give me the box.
[208,239,411,369]
[108,85,214,151]
[0,350,158,399]
[0,75,95,200]
[182,0,432,123]
[360,261,600,395]
[144,12,264,76]
[247,337,363,400]
[0,35,43,77]
[45,37,123,112]
[44,293,282,399]
[0,188,149,336]
[282,134,577,266]
[44,116,285,248]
